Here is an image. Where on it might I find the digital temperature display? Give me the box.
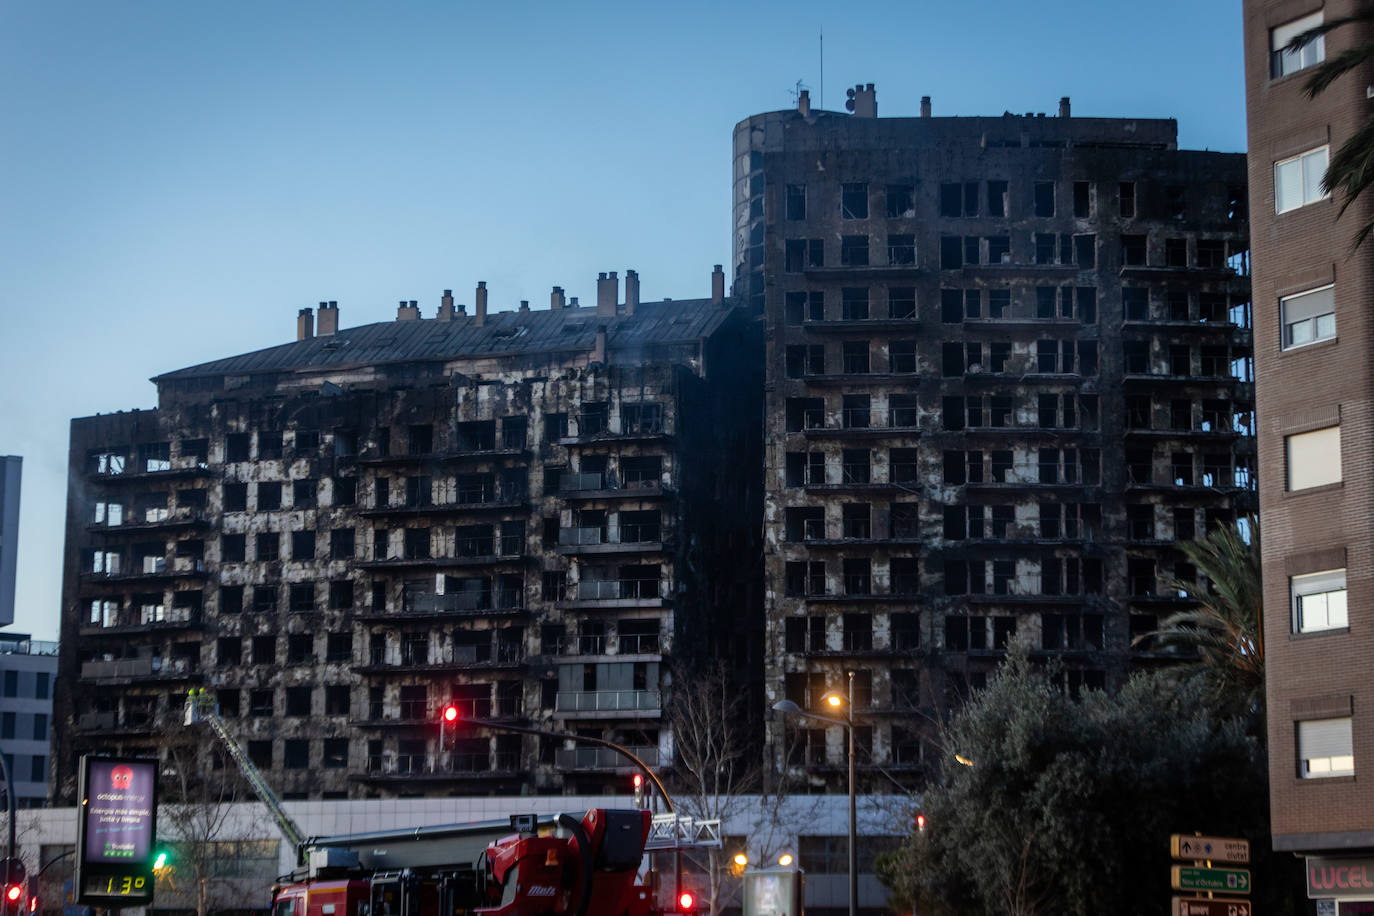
[83,874,151,901]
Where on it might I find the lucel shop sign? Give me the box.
[1307,857,1374,899]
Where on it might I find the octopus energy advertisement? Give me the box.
[75,755,158,906]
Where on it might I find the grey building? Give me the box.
[0,456,20,627]
[0,633,57,807]
[53,273,762,803]
[735,87,1255,789]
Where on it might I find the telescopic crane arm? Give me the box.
[184,688,307,857]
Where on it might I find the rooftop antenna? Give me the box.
[818,28,824,110]
[790,79,810,107]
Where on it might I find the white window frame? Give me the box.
[1275,146,1330,213]
[1286,425,1341,491]
[1292,568,1347,633]
[1272,11,1325,78]
[1281,284,1336,349]
[1298,717,1354,778]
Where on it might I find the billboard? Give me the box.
[74,756,158,906]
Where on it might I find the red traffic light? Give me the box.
[632,773,643,788]
[6,885,22,903]
[441,705,458,723]
[677,892,695,912]
[915,813,926,832]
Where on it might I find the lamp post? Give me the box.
[773,669,857,916]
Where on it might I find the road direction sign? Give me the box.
[1172,866,1252,894]
[1171,835,1251,865]
[1173,897,1252,916]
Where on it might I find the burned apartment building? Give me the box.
[736,87,1256,788]
[52,271,761,802]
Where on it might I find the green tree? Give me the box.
[1289,5,1374,248]
[875,646,1300,916]
[1135,518,1264,721]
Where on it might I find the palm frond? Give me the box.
[1324,114,1374,251]
[1303,43,1374,97]
[1132,518,1263,714]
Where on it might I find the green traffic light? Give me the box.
[153,850,168,871]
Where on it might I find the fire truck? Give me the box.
[183,691,719,916]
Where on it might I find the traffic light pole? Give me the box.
[0,749,15,891]
[454,717,674,813]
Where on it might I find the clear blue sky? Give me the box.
[0,0,1247,640]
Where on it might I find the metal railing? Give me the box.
[556,745,660,769]
[554,690,661,712]
[575,579,662,601]
[618,633,661,654]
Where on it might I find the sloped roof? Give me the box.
[155,298,731,381]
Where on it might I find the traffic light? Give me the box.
[677,891,695,913]
[441,705,459,723]
[153,846,171,872]
[632,773,644,807]
[915,813,926,832]
[5,880,23,916]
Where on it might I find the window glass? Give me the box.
[1272,12,1325,78]
[1293,569,1348,632]
[1275,147,1329,213]
[1287,426,1341,490]
[1299,717,1353,778]
[1281,285,1335,349]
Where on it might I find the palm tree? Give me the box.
[1134,517,1264,720]
[1288,6,1374,248]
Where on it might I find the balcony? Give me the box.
[559,579,666,609]
[75,711,159,735]
[79,657,202,684]
[87,461,215,483]
[557,527,665,556]
[358,590,526,620]
[352,697,522,728]
[558,423,670,446]
[799,410,921,439]
[353,752,523,782]
[88,509,211,535]
[81,557,207,584]
[558,474,668,501]
[555,745,660,771]
[360,487,527,518]
[79,608,204,637]
[553,690,661,718]
[357,644,526,673]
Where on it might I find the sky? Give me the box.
[0,0,1249,641]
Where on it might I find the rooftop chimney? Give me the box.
[475,281,488,326]
[551,286,566,310]
[625,270,640,316]
[711,264,725,305]
[438,289,455,321]
[317,301,339,336]
[920,96,932,118]
[397,300,419,321]
[519,300,530,312]
[798,89,811,117]
[569,296,580,308]
[297,307,314,341]
[1059,96,1071,118]
[847,83,877,118]
[597,271,618,318]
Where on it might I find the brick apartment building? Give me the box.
[52,274,761,802]
[1243,0,1374,881]
[736,87,1257,788]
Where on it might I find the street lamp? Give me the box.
[773,669,857,916]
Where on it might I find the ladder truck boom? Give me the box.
[184,687,307,856]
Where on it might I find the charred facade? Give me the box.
[52,276,762,801]
[736,88,1255,789]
